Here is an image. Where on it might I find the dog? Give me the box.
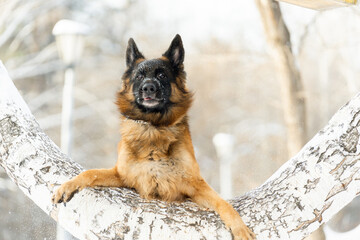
[52,34,255,240]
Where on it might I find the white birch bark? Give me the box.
[1,61,360,239]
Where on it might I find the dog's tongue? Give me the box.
[144,97,152,101]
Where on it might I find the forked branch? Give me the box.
[0,61,359,239]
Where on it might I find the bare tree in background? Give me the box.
[255,1,325,239]
[255,0,306,158]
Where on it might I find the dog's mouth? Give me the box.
[142,96,161,108]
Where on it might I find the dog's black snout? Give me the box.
[142,82,157,94]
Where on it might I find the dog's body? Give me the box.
[52,35,255,240]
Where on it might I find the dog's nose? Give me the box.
[142,82,157,94]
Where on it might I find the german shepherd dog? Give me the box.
[52,34,255,240]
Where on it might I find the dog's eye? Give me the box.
[136,74,144,81]
[157,73,166,80]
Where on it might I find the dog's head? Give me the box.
[116,34,193,126]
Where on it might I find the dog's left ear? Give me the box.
[163,34,184,68]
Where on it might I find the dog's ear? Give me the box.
[126,38,145,68]
[163,34,184,68]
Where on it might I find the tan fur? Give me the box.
[52,60,255,240]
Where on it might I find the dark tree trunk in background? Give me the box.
[255,0,307,158]
[255,1,325,239]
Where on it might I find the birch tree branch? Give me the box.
[0,61,360,239]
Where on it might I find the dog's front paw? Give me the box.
[231,225,256,240]
[52,180,81,204]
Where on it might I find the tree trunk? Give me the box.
[255,0,307,158]
[1,61,360,239]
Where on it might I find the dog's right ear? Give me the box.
[126,38,145,68]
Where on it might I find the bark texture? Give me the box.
[1,61,360,239]
[256,0,307,157]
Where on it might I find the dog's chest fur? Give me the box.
[117,119,191,201]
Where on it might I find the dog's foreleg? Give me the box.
[187,178,256,240]
[52,167,123,204]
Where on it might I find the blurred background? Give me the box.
[1,0,360,239]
